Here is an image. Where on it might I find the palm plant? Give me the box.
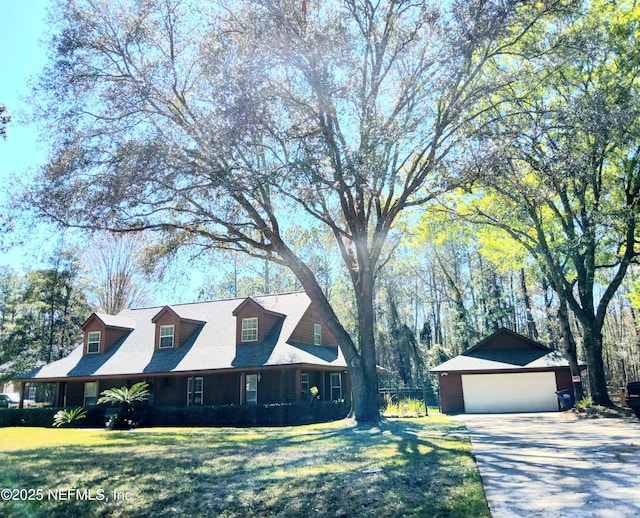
[98,381,150,430]
[52,407,88,427]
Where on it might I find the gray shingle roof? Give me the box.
[430,349,570,372]
[17,292,346,381]
[91,313,136,329]
[431,328,574,373]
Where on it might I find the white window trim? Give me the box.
[159,325,175,349]
[84,381,98,407]
[301,372,310,393]
[187,377,204,406]
[331,373,342,401]
[241,317,259,342]
[246,373,258,405]
[313,323,322,345]
[87,331,101,354]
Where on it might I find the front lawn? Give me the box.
[0,417,489,517]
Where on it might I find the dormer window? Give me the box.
[87,331,101,354]
[81,313,135,356]
[159,325,175,349]
[232,297,285,346]
[314,323,322,345]
[152,306,204,350]
[241,317,259,342]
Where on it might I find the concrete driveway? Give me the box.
[455,412,640,517]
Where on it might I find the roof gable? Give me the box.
[232,297,285,318]
[151,306,205,325]
[466,328,552,354]
[432,328,570,373]
[82,313,136,331]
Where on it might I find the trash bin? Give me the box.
[556,389,575,411]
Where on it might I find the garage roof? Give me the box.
[431,328,576,373]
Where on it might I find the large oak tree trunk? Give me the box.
[276,241,381,424]
[582,328,613,406]
[557,298,584,401]
[352,275,381,423]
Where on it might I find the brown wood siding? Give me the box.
[439,373,465,414]
[288,305,338,346]
[153,376,186,406]
[179,321,201,344]
[104,327,129,351]
[154,310,182,350]
[83,318,105,354]
[282,369,297,402]
[65,382,85,407]
[301,370,324,400]
[234,306,282,345]
[258,371,280,404]
[99,379,124,392]
[205,373,240,405]
[56,368,350,408]
[555,368,572,391]
[83,315,130,355]
[479,333,533,350]
[254,369,336,404]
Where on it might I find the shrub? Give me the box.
[52,407,88,427]
[0,408,59,427]
[143,400,350,427]
[98,381,150,430]
[576,396,593,410]
[382,397,427,418]
[0,399,349,428]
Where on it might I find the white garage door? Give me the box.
[461,372,559,413]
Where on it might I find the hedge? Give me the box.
[0,401,350,428]
[140,401,350,427]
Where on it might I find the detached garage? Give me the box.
[432,328,579,414]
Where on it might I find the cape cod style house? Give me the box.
[13,292,350,410]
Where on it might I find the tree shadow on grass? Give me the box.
[0,420,489,518]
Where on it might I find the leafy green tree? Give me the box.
[0,253,91,379]
[0,266,21,339]
[26,0,567,423]
[377,282,426,388]
[460,0,640,405]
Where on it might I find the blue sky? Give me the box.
[0,1,208,303]
[0,1,52,270]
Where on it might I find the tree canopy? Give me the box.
[0,104,9,140]
[25,0,569,422]
[454,0,640,404]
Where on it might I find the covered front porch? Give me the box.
[14,366,351,410]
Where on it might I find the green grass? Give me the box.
[0,417,489,517]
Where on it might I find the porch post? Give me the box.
[18,382,24,409]
[55,382,63,407]
[295,368,301,402]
